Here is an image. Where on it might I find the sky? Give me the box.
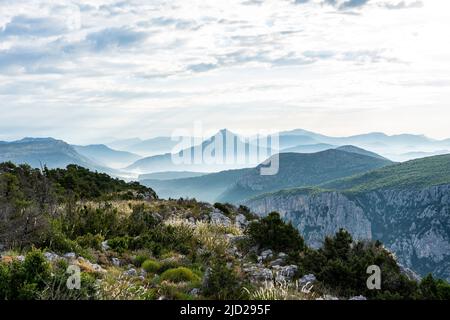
[0,0,449,144]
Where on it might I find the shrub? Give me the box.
[159,267,199,283]
[202,259,243,300]
[0,249,51,300]
[142,259,161,274]
[76,233,104,250]
[299,229,421,299]
[214,203,234,217]
[133,252,150,267]
[127,204,160,236]
[419,274,450,300]
[108,236,130,253]
[247,212,305,254]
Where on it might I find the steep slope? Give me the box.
[73,144,141,168]
[218,149,393,203]
[245,154,450,281]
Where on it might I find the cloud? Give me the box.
[0,15,69,38]
[383,1,423,10]
[139,17,199,30]
[85,27,149,51]
[187,63,218,73]
[0,0,449,142]
[323,0,370,10]
[339,0,370,9]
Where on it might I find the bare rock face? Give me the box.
[246,184,450,281]
[210,209,232,226]
[248,191,372,248]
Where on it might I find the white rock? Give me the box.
[111,257,121,267]
[44,252,61,262]
[299,274,316,286]
[123,268,137,277]
[211,210,232,226]
[64,252,76,259]
[235,214,248,229]
[101,241,110,251]
[349,295,367,300]
[273,265,298,282]
[269,258,284,267]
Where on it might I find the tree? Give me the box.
[247,212,305,253]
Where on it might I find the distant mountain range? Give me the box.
[106,136,187,157]
[141,148,392,203]
[0,137,97,169]
[127,129,275,174]
[73,144,141,169]
[1,128,449,178]
[0,138,123,176]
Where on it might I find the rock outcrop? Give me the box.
[246,184,450,281]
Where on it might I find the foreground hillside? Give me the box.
[245,155,450,281]
[1,163,448,300]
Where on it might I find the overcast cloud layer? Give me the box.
[0,0,449,144]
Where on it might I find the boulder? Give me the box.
[258,249,273,263]
[273,265,298,282]
[299,274,316,286]
[64,252,76,260]
[101,240,110,251]
[278,252,288,259]
[190,288,201,296]
[44,252,61,262]
[211,209,231,226]
[76,257,106,274]
[123,268,137,277]
[235,214,248,229]
[349,295,367,300]
[111,257,121,267]
[244,265,273,282]
[269,258,284,267]
[317,295,339,300]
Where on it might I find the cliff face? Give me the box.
[246,184,450,281]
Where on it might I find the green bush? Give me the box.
[247,212,305,254]
[202,259,244,300]
[214,203,234,217]
[419,274,450,300]
[76,233,104,250]
[299,229,420,299]
[0,249,51,300]
[127,204,160,236]
[107,236,130,253]
[142,259,161,273]
[159,267,199,283]
[133,253,150,267]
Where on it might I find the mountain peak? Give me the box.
[17,137,59,143]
